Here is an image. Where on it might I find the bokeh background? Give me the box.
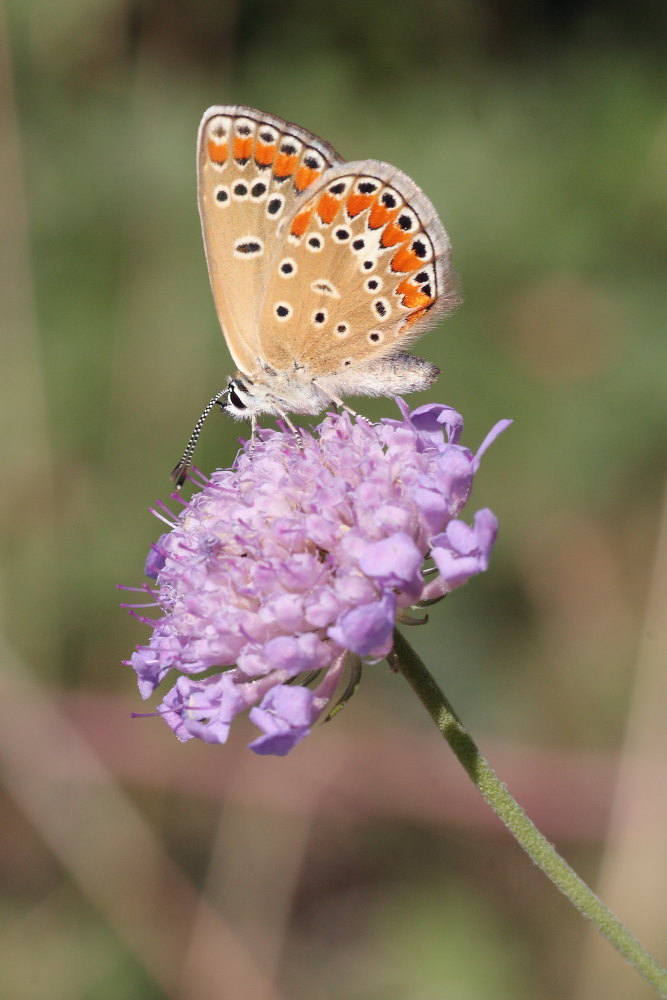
[2,1,667,997]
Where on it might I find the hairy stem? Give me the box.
[391,628,667,998]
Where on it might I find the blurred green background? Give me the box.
[2,1,667,997]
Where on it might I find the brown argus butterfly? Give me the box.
[172,106,459,485]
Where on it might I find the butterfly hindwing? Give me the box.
[257,159,458,378]
[197,106,343,374]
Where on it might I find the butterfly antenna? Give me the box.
[170,388,229,488]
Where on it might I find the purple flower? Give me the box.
[123,400,508,755]
[431,509,499,587]
[249,652,346,756]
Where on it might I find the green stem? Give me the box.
[391,627,667,998]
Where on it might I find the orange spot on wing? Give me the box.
[295,165,321,191]
[403,306,431,328]
[396,278,433,309]
[274,152,298,178]
[255,142,276,166]
[208,139,228,164]
[368,201,399,230]
[345,191,374,218]
[290,204,315,237]
[233,135,253,161]
[380,221,409,248]
[391,244,422,272]
[316,192,342,224]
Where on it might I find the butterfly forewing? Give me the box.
[197,106,343,374]
[257,160,458,378]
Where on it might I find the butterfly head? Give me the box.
[223,376,256,418]
[170,372,318,488]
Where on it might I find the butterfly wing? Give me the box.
[257,160,459,385]
[197,106,343,374]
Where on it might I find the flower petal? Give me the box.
[358,532,423,588]
[431,509,499,588]
[249,685,318,756]
[328,593,397,658]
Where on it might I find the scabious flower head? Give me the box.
[123,400,509,756]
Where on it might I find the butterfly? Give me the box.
[172,105,459,485]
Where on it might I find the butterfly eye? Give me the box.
[228,387,247,410]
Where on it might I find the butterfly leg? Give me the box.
[311,381,357,416]
[248,413,259,456]
[312,382,371,424]
[271,402,303,450]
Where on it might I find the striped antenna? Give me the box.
[170,388,229,488]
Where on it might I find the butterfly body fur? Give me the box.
[198,105,459,420]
